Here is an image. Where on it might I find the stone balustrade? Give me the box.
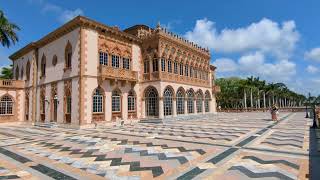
[99,65,138,82]
[0,79,25,89]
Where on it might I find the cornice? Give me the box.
[10,16,141,60]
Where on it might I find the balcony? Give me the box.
[0,79,25,89]
[212,85,221,93]
[99,65,138,82]
[160,72,210,87]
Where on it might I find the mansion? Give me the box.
[0,16,219,128]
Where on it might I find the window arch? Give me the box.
[187,90,194,114]
[65,88,72,123]
[128,90,136,112]
[205,91,211,112]
[112,89,121,112]
[52,55,58,66]
[65,41,72,69]
[40,54,46,77]
[0,95,13,115]
[176,88,185,115]
[40,87,46,122]
[163,87,173,116]
[26,61,31,81]
[25,90,29,120]
[15,66,19,80]
[92,87,104,113]
[196,92,203,113]
[145,87,159,117]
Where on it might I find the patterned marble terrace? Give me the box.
[0,112,317,180]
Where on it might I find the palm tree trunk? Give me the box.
[263,92,266,109]
[250,88,253,108]
[244,89,247,109]
[257,90,260,108]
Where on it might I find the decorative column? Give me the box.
[141,98,145,118]
[194,99,197,114]
[173,98,177,117]
[202,100,205,114]
[184,99,188,115]
[159,97,164,119]
[122,92,128,120]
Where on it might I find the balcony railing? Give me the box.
[212,85,221,93]
[142,71,210,87]
[99,65,138,82]
[0,79,25,89]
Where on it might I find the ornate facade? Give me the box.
[0,16,219,128]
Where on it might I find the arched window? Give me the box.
[179,63,184,75]
[15,66,19,80]
[190,66,193,77]
[99,51,108,65]
[163,88,173,116]
[161,58,166,72]
[144,60,150,73]
[25,90,29,120]
[93,88,104,113]
[0,96,13,115]
[112,89,121,112]
[205,91,211,112]
[174,61,178,74]
[26,61,31,81]
[176,89,185,115]
[112,55,120,68]
[65,42,72,69]
[65,89,72,122]
[185,64,189,76]
[187,90,194,114]
[52,55,57,66]
[40,88,46,122]
[128,90,136,112]
[167,60,172,73]
[196,92,203,113]
[152,58,158,72]
[40,54,46,77]
[123,57,130,70]
[145,87,159,117]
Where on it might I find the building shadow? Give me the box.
[309,127,320,179]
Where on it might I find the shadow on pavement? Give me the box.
[309,127,320,179]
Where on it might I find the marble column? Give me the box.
[159,98,164,119]
[122,92,128,120]
[194,99,197,114]
[173,98,177,117]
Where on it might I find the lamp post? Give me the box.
[311,96,319,128]
[305,93,311,118]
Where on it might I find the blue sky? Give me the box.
[1,0,320,95]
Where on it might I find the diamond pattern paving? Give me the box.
[0,112,317,179]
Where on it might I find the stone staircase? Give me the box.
[139,113,216,124]
[34,121,59,128]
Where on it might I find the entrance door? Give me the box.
[145,88,159,117]
[53,98,58,122]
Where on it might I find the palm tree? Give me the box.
[0,65,13,79]
[0,10,20,47]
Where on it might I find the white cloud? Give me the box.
[304,47,320,62]
[185,18,299,59]
[213,58,238,72]
[58,8,83,23]
[29,0,83,23]
[306,65,319,74]
[213,52,296,82]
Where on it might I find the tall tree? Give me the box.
[0,10,20,48]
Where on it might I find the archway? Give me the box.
[145,87,159,117]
